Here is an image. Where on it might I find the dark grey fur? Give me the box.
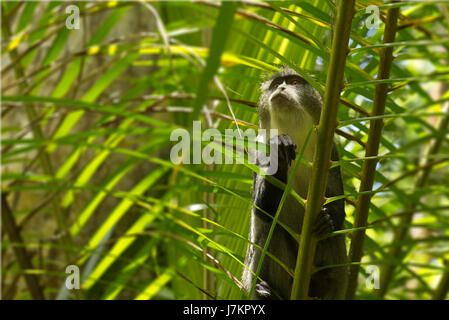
[242,67,347,299]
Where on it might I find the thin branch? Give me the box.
[377,158,449,193]
[335,128,366,148]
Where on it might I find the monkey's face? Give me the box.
[267,75,308,112]
[259,68,323,127]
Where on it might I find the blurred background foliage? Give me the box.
[1,0,448,300]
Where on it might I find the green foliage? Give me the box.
[1,0,448,300]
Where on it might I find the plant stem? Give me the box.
[345,4,400,300]
[1,194,45,300]
[290,0,355,300]
[432,259,449,300]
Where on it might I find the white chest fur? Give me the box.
[269,109,317,198]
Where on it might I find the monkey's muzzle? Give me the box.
[270,90,294,107]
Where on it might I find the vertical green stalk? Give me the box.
[432,259,449,300]
[2,194,45,300]
[290,0,355,300]
[345,4,400,300]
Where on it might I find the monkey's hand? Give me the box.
[312,207,335,238]
[252,134,296,224]
[269,134,296,182]
[254,281,272,299]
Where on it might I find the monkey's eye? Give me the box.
[291,79,301,85]
[271,82,281,89]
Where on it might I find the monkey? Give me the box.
[242,67,347,300]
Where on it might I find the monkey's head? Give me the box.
[258,67,322,129]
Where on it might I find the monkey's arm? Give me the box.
[246,134,296,299]
[254,139,344,235]
[253,134,296,223]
